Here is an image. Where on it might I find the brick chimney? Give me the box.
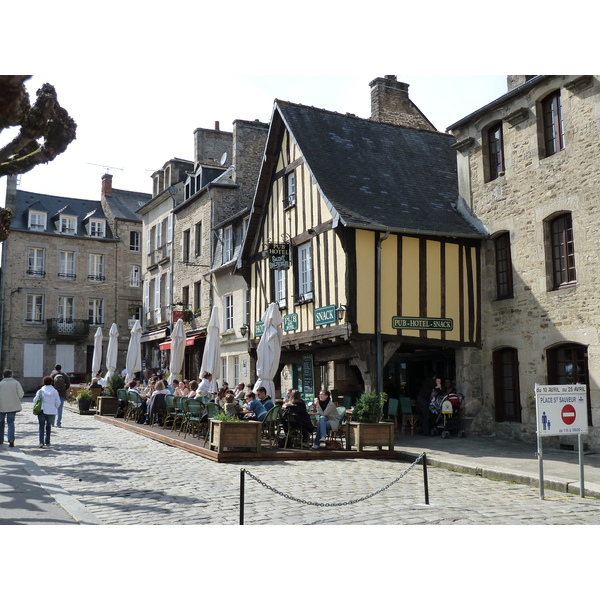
[101,173,113,196]
[369,75,436,131]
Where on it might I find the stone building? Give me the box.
[1,174,150,391]
[447,75,600,449]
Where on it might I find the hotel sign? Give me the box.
[392,316,454,331]
[254,321,264,337]
[268,243,290,270]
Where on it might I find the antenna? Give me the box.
[87,163,124,174]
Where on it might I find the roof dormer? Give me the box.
[82,209,107,238]
[52,205,78,235]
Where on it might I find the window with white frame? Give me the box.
[26,294,44,322]
[27,247,45,277]
[88,298,104,325]
[89,219,106,237]
[221,357,228,384]
[297,241,313,300]
[130,265,141,287]
[154,277,161,319]
[223,225,233,263]
[234,356,240,384]
[144,279,150,314]
[130,230,141,252]
[59,250,76,279]
[28,211,46,231]
[224,294,234,330]
[60,215,77,235]
[166,214,173,257]
[58,296,74,323]
[284,171,296,209]
[88,254,105,281]
[274,267,286,306]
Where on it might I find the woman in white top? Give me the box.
[35,375,61,448]
[198,372,213,397]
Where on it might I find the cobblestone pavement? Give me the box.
[13,402,600,525]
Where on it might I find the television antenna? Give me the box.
[87,163,124,174]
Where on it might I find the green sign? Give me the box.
[283,313,298,332]
[254,321,264,337]
[392,316,454,331]
[302,353,314,404]
[314,304,336,327]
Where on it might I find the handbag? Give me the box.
[33,391,43,415]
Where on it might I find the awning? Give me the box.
[141,327,169,343]
[159,334,204,351]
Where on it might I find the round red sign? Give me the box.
[561,404,577,425]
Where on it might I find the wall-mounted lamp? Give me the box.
[336,304,348,321]
[240,323,250,337]
[307,228,317,236]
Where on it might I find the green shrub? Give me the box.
[105,372,125,397]
[353,391,387,423]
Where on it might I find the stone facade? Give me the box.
[448,75,600,449]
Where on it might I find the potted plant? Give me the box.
[105,372,125,397]
[348,391,394,451]
[76,389,94,414]
[209,411,262,453]
[98,372,125,416]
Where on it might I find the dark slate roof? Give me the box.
[104,188,151,221]
[277,101,484,238]
[12,189,116,238]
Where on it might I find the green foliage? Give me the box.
[184,309,194,323]
[105,372,125,397]
[213,411,240,422]
[76,389,94,402]
[353,391,387,423]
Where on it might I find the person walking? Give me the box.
[35,376,61,448]
[0,369,25,447]
[50,364,70,428]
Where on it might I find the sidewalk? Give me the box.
[0,445,101,525]
[394,433,600,499]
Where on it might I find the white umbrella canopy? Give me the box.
[104,323,119,381]
[125,319,143,384]
[168,318,185,386]
[200,306,220,394]
[253,302,283,401]
[92,327,103,375]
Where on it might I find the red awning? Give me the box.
[159,335,203,351]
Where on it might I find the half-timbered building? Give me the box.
[240,76,486,405]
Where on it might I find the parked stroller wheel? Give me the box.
[441,431,450,439]
[457,430,465,438]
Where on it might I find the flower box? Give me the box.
[348,421,394,451]
[209,420,262,453]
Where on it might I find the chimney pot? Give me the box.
[102,173,113,196]
[215,121,220,131]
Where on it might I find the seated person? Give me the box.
[233,382,246,401]
[88,377,103,390]
[281,389,314,447]
[256,386,274,411]
[311,389,340,448]
[147,380,168,426]
[243,391,267,422]
[187,380,200,398]
[223,393,244,419]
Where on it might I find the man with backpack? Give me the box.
[50,364,70,428]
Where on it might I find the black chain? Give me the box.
[243,453,425,508]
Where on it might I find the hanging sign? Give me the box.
[283,313,298,332]
[314,305,336,327]
[268,243,290,270]
[254,321,265,338]
[392,316,453,331]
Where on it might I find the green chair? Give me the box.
[327,406,347,446]
[125,390,144,423]
[261,405,281,448]
[202,402,221,446]
[400,397,421,436]
[182,399,204,439]
[163,394,177,429]
[382,397,400,437]
[343,395,353,409]
[116,388,128,418]
[170,395,187,432]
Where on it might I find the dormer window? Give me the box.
[88,219,106,238]
[28,211,47,231]
[60,215,77,235]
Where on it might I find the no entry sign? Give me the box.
[535,384,588,436]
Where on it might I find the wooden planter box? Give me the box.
[348,421,395,451]
[209,420,262,453]
[97,395,119,416]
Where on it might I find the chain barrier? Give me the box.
[242,452,425,509]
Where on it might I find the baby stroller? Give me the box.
[429,393,465,438]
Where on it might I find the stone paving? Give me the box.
[12,400,600,525]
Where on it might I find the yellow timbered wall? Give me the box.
[354,230,480,344]
[250,132,347,336]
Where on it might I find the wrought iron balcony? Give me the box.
[46,318,90,339]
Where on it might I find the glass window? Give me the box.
[89,219,105,237]
[223,226,233,263]
[28,211,46,231]
[195,222,203,256]
[224,294,234,330]
[550,213,576,288]
[182,229,190,263]
[494,233,513,299]
[542,90,565,157]
[221,357,228,384]
[60,216,77,235]
[58,296,74,322]
[88,254,105,281]
[194,281,202,312]
[274,268,286,305]
[26,294,44,322]
[88,298,104,325]
[488,123,504,180]
[298,242,313,299]
[27,247,45,277]
[130,231,141,252]
[59,250,76,279]
[130,265,141,287]
[284,171,296,208]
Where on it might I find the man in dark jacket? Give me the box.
[50,364,70,428]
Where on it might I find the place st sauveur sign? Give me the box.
[392,316,454,331]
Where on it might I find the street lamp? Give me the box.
[239,323,250,337]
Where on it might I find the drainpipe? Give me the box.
[375,231,390,396]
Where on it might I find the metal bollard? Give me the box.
[240,468,245,525]
[422,453,429,505]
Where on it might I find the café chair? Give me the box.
[202,402,221,446]
[262,405,281,448]
[400,397,421,436]
[382,397,400,437]
[280,411,303,449]
[343,396,353,410]
[125,390,144,423]
[327,406,348,446]
[170,395,187,432]
[162,394,177,429]
[116,388,128,419]
[182,399,204,439]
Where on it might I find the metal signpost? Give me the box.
[534,383,588,499]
